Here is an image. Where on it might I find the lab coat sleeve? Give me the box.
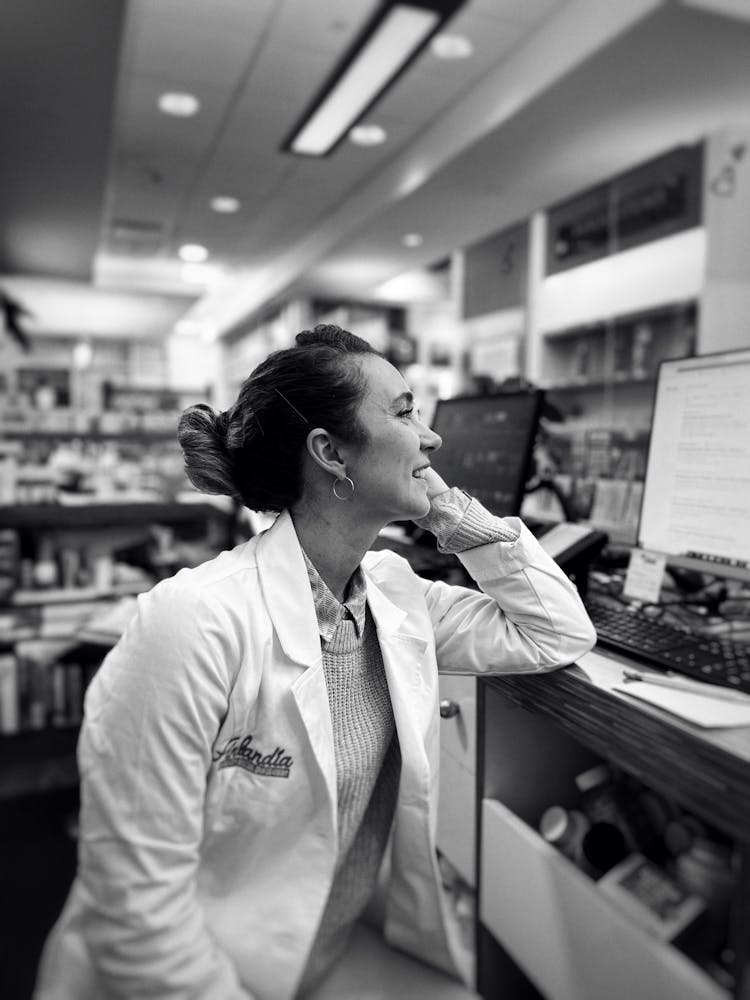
[417,517,596,673]
[73,580,255,1000]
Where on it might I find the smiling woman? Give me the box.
[33,324,596,1000]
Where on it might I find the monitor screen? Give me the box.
[429,390,544,517]
[637,348,750,582]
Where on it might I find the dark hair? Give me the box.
[177,324,378,512]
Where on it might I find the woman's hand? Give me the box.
[423,465,450,502]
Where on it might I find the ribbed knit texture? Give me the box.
[416,486,520,551]
[297,603,401,996]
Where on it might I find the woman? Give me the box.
[35,325,596,999]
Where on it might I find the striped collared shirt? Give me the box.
[301,548,367,642]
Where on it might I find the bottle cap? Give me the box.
[540,806,569,844]
[575,763,611,794]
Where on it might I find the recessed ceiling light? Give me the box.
[349,123,387,147]
[158,91,201,117]
[178,243,209,263]
[430,32,473,59]
[402,232,423,248]
[210,196,241,214]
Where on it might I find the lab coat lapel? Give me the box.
[364,572,463,980]
[256,512,337,836]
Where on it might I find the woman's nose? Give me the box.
[420,424,442,452]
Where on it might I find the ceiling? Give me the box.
[2,0,750,343]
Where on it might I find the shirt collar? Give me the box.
[301,548,367,642]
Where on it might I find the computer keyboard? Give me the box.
[585,594,750,695]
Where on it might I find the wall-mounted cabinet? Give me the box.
[546,144,703,275]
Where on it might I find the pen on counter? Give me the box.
[621,669,750,705]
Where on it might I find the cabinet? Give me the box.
[475,662,750,999]
[437,674,477,887]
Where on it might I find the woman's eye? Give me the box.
[399,408,414,418]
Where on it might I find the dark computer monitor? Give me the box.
[637,347,750,583]
[429,390,545,518]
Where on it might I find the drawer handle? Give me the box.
[439,699,460,719]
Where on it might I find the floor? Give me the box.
[0,790,78,1000]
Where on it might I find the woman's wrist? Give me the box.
[413,487,471,540]
[415,487,520,552]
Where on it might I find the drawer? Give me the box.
[480,798,727,1000]
[437,751,476,887]
[438,674,476,774]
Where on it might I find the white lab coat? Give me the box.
[34,510,595,1000]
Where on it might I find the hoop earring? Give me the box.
[332,475,355,501]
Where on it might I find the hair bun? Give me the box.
[214,409,230,439]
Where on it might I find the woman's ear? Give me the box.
[306,427,346,477]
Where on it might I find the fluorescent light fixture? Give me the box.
[402,232,423,248]
[283,0,466,157]
[158,91,201,117]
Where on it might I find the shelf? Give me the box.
[0,428,178,442]
[9,582,150,607]
[543,376,657,392]
[0,500,229,529]
[484,668,750,843]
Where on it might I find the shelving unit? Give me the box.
[476,666,750,1000]
[538,301,697,396]
[0,428,178,441]
[0,499,228,529]
[0,499,234,798]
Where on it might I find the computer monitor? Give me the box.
[637,348,750,583]
[429,390,544,517]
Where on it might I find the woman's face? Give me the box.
[343,354,442,524]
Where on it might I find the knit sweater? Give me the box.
[296,489,515,995]
[297,604,400,992]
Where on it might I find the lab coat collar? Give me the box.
[255,511,324,667]
[256,511,415,663]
